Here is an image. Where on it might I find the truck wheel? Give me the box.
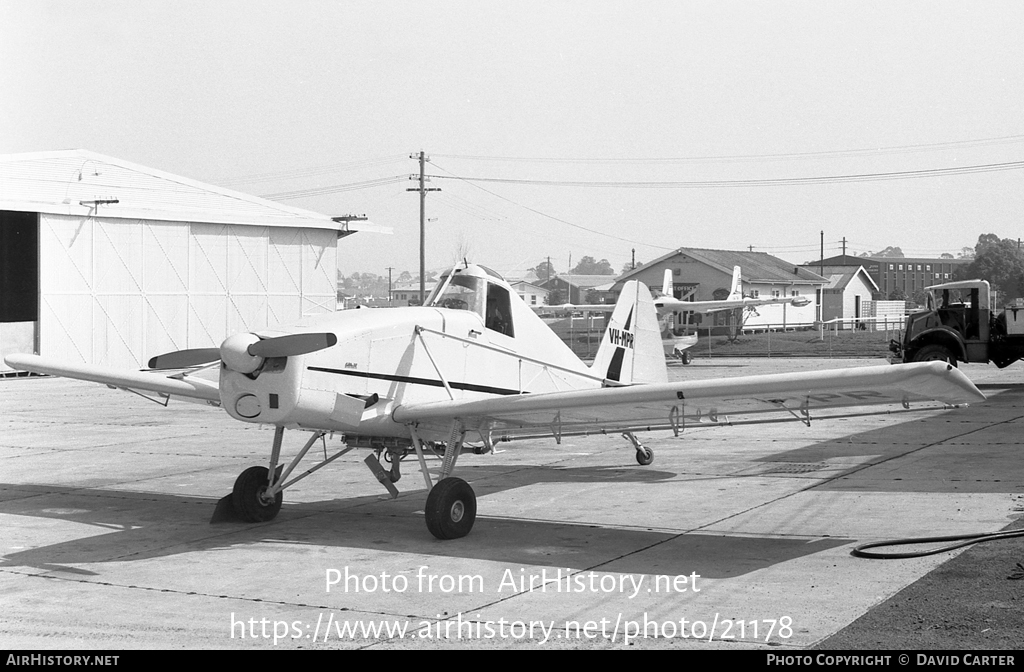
[912,344,957,367]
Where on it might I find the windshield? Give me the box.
[431,272,485,316]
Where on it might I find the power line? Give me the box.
[425,159,1024,189]
[221,154,409,186]
[430,161,676,253]
[262,175,408,200]
[433,134,1024,165]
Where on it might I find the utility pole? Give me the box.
[841,236,847,258]
[819,231,824,277]
[385,266,394,307]
[407,151,440,304]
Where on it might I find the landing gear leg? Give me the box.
[623,431,654,465]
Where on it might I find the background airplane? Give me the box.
[4,264,983,540]
[541,266,811,362]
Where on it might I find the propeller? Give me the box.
[147,332,338,372]
[148,348,220,370]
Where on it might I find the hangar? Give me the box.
[0,150,379,372]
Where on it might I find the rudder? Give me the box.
[590,280,667,384]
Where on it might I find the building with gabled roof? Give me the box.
[817,265,881,328]
[1,149,386,371]
[540,274,617,304]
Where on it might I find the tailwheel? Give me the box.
[635,446,654,466]
[425,477,477,540]
[232,466,283,522]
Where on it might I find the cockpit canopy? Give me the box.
[425,264,515,337]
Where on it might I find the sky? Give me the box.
[3,1,1023,280]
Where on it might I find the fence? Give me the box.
[549,316,901,361]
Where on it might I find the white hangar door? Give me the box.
[39,214,337,368]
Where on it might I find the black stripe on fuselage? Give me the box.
[307,366,524,396]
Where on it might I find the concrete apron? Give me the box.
[0,358,1020,649]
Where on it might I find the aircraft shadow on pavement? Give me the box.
[0,460,850,580]
[747,386,1024,494]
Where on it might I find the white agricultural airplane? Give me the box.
[541,266,812,362]
[5,264,983,540]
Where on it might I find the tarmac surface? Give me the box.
[1,357,1021,650]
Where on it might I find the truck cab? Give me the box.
[891,279,1024,368]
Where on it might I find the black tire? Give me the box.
[635,447,654,466]
[912,344,958,367]
[425,477,477,539]
[232,466,283,522]
[681,351,693,365]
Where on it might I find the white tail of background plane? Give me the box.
[662,265,743,300]
[590,280,667,385]
[727,265,742,300]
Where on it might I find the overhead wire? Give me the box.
[433,134,1024,165]
[262,175,409,200]
[424,160,1024,189]
[429,160,677,253]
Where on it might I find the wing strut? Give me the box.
[415,326,456,400]
[767,397,812,427]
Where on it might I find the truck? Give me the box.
[889,279,1024,368]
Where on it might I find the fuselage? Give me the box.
[218,268,604,441]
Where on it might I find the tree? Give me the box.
[571,256,614,275]
[940,253,954,259]
[888,288,907,302]
[965,234,1024,301]
[533,260,557,282]
[621,260,643,274]
[874,246,905,258]
[546,289,565,305]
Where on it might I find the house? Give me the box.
[509,280,549,308]
[817,265,881,328]
[391,281,438,307]
[540,274,617,305]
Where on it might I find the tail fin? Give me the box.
[661,269,673,297]
[727,266,743,300]
[590,280,667,384]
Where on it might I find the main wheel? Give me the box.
[680,351,693,365]
[635,446,654,465]
[425,477,477,539]
[232,466,283,522]
[912,344,957,367]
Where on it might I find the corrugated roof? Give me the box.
[620,247,827,284]
[0,149,389,234]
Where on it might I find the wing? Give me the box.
[655,295,810,314]
[536,296,809,315]
[393,362,984,442]
[4,354,221,404]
